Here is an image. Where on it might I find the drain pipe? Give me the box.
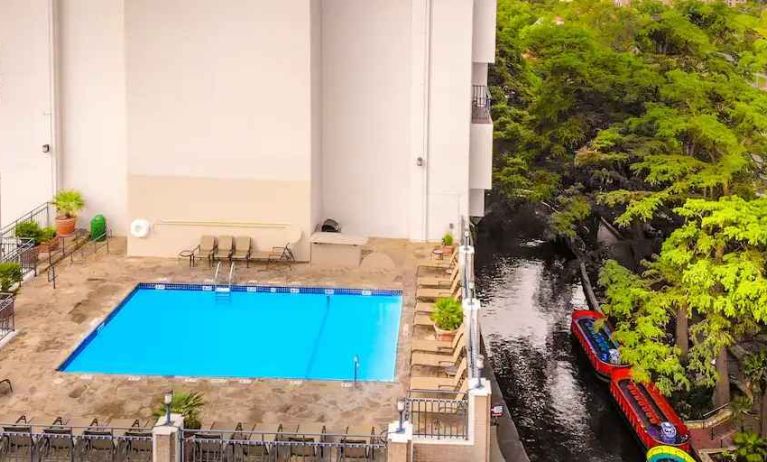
[419,0,434,241]
[46,0,60,196]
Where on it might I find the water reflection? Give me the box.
[475,213,645,462]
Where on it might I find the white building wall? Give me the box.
[473,0,497,64]
[321,0,412,238]
[426,0,474,240]
[0,0,55,226]
[58,0,127,232]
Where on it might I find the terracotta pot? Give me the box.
[441,245,455,256]
[55,216,76,236]
[38,239,60,254]
[434,325,459,342]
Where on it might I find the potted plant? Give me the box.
[14,221,42,264]
[38,227,59,254]
[0,262,22,294]
[430,297,463,341]
[152,391,205,429]
[441,232,455,256]
[53,190,85,236]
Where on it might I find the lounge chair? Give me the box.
[417,251,457,271]
[243,423,281,460]
[416,276,461,302]
[417,265,459,288]
[231,236,252,267]
[411,335,466,372]
[0,415,34,459]
[39,416,74,461]
[214,236,234,261]
[75,418,115,460]
[194,235,217,266]
[289,423,325,459]
[410,358,467,390]
[412,329,465,354]
[340,425,376,461]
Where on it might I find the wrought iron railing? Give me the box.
[0,203,54,241]
[0,422,153,462]
[0,293,14,341]
[472,85,492,123]
[404,394,469,440]
[180,428,387,462]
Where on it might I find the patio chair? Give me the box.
[38,416,75,461]
[411,335,466,373]
[231,236,252,267]
[339,425,375,461]
[214,236,234,261]
[411,329,466,355]
[416,275,461,302]
[417,265,459,289]
[75,418,115,461]
[0,415,34,459]
[410,358,468,390]
[245,423,281,461]
[289,423,325,460]
[193,235,218,266]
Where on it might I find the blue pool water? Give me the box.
[60,285,402,381]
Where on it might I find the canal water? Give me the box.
[475,207,645,462]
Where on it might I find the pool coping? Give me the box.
[57,282,404,382]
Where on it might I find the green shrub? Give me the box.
[722,432,767,462]
[430,297,463,331]
[40,227,57,242]
[53,190,85,218]
[14,221,42,245]
[152,391,205,429]
[441,233,454,247]
[0,262,23,293]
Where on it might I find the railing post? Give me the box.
[468,380,491,462]
[152,413,184,462]
[387,421,412,462]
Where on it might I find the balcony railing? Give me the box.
[404,393,469,440]
[0,293,14,341]
[472,85,492,124]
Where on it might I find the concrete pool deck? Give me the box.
[0,237,440,432]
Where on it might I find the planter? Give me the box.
[37,239,60,254]
[55,216,76,236]
[441,245,456,256]
[434,325,460,342]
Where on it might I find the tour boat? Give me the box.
[570,309,628,380]
[609,368,692,453]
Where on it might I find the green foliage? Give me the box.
[550,192,591,239]
[53,190,85,218]
[40,227,56,243]
[430,297,463,331]
[152,391,205,429]
[14,221,42,246]
[0,262,23,293]
[723,432,767,462]
[492,0,767,236]
[441,233,454,247]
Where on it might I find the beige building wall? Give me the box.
[321,0,413,238]
[58,0,128,232]
[0,0,56,226]
[124,0,318,259]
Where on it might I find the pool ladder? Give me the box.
[213,262,235,296]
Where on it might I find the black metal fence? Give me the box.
[472,85,492,123]
[0,424,153,462]
[0,203,53,241]
[0,294,14,341]
[181,428,387,462]
[404,395,469,440]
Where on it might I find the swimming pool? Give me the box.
[59,283,402,381]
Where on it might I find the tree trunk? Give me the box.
[714,348,731,408]
[761,388,767,438]
[675,306,689,357]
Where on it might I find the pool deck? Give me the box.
[0,237,439,432]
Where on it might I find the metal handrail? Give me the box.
[472,84,492,123]
[213,262,222,286]
[459,217,481,381]
[227,261,235,289]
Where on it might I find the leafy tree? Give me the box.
[744,350,767,437]
[723,431,767,462]
[601,197,767,404]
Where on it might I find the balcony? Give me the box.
[471,85,491,124]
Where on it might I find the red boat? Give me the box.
[610,368,692,453]
[570,310,628,380]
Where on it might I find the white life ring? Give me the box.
[130,219,151,238]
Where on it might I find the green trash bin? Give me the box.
[90,215,107,242]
